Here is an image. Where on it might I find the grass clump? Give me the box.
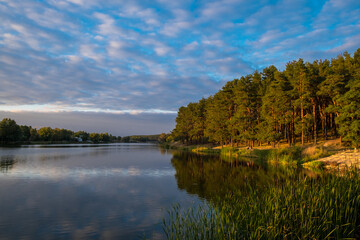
[192,147,220,154]
[303,146,331,161]
[220,147,239,156]
[220,147,254,158]
[303,160,325,170]
[253,147,302,164]
[163,169,360,239]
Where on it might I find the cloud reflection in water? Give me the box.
[0,166,175,180]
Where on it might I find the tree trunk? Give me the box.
[313,101,317,145]
[292,108,296,145]
[340,136,342,146]
[300,72,304,146]
[325,114,328,140]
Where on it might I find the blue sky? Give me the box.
[0,0,360,135]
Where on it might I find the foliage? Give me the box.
[119,134,161,143]
[302,160,325,170]
[192,147,220,154]
[0,118,21,142]
[337,77,360,147]
[302,146,330,162]
[163,169,360,239]
[251,147,303,165]
[0,118,118,144]
[172,49,360,148]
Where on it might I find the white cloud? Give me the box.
[183,41,199,51]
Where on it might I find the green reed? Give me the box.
[163,168,360,239]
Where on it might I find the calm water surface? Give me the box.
[0,144,201,240]
[0,143,309,239]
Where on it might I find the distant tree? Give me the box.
[74,131,89,141]
[122,136,130,143]
[158,133,168,143]
[29,128,39,141]
[20,125,32,141]
[166,134,174,143]
[51,128,62,141]
[89,133,100,143]
[38,127,54,141]
[55,129,73,141]
[0,118,22,143]
[99,133,110,142]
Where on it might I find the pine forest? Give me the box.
[171,49,360,148]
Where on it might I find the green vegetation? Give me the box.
[164,49,360,239]
[121,134,161,143]
[302,160,325,170]
[192,147,220,154]
[0,118,169,144]
[0,118,118,144]
[216,146,331,165]
[163,168,360,240]
[171,49,360,148]
[252,147,302,164]
[0,118,21,142]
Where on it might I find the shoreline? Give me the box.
[164,138,359,169]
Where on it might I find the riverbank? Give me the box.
[161,140,360,239]
[164,138,358,169]
[311,150,360,169]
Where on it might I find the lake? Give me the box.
[0,143,309,239]
[0,144,202,240]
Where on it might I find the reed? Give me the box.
[192,147,220,154]
[252,147,303,164]
[163,168,360,239]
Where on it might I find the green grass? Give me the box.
[220,147,255,158]
[302,146,331,162]
[253,147,303,165]
[174,145,336,169]
[163,168,360,239]
[192,147,220,154]
[303,160,326,170]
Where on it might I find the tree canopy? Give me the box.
[0,119,118,144]
[172,49,360,148]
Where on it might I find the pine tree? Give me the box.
[337,78,360,148]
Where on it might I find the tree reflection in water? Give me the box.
[171,151,316,201]
[0,156,16,173]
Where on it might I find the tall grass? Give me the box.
[220,147,254,158]
[192,147,220,154]
[163,169,360,239]
[302,146,331,162]
[253,147,303,164]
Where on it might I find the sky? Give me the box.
[0,0,360,136]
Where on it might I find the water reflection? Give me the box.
[0,144,198,240]
[0,144,318,240]
[0,156,16,172]
[171,151,317,201]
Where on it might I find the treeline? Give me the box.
[171,49,360,148]
[0,118,119,144]
[121,134,162,143]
